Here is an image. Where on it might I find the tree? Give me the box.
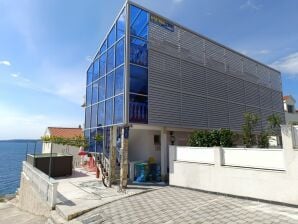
[267,114,281,136]
[242,112,260,148]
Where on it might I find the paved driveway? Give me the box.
[75,186,298,224]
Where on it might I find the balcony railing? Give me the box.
[129,101,148,123]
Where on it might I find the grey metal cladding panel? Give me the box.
[227,76,245,103]
[206,69,228,100]
[259,87,272,110]
[180,30,204,65]
[181,61,206,96]
[148,86,181,126]
[229,102,245,131]
[181,93,208,128]
[270,70,282,92]
[149,22,179,56]
[246,106,262,132]
[205,40,225,73]
[243,58,259,83]
[225,50,243,75]
[245,82,260,107]
[272,91,283,112]
[257,65,271,88]
[207,99,229,129]
[149,50,180,90]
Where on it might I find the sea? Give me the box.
[0,140,42,196]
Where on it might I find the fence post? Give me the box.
[214,147,224,167]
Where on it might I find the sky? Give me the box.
[0,0,298,140]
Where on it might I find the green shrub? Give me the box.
[209,130,220,146]
[219,129,234,147]
[258,132,269,148]
[188,130,210,147]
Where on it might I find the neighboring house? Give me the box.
[84,1,285,179]
[42,127,83,168]
[283,95,298,124]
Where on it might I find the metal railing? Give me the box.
[129,102,148,123]
[22,161,58,209]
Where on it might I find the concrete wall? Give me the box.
[169,125,298,205]
[285,112,298,124]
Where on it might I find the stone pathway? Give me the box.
[0,201,46,224]
[74,187,298,224]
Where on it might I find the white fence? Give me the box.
[292,125,298,147]
[176,147,214,164]
[22,161,58,208]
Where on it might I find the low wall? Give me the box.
[18,161,58,217]
[169,125,298,205]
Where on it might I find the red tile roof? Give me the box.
[283,96,290,100]
[48,127,83,138]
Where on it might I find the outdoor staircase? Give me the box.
[98,153,121,186]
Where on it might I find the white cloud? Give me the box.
[258,49,271,55]
[240,0,262,10]
[271,52,298,76]
[0,60,11,66]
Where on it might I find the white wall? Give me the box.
[169,125,298,205]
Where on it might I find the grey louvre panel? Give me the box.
[180,30,204,65]
[279,112,286,124]
[257,65,271,88]
[245,82,260,107]
[149,22,179,56]
[227,76,245,103]
[225,50,243,76]
[229,102,245,131]
[149,50,180,90]
[243,58,258,83]
[261,109,272,130]
[259,87,272,109]
[207,99,229,129]
[246,106,262,132]
[181,61,206,96]
[181,94,208,128]
[148,86,181,126]
[205,40,225,72]
[270,69,282,91]
[272,91,283,112]
[206,69,228,100]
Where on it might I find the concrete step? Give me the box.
[47,210,67,224]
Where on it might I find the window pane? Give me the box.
[99,53,106,77]
[97,102,105,127]
[117,9,126,40]
[86,85,92,106]
[116,38,125,67]
[130,37,148,66]
[84,129,90,144]
[90,129,96,152]
[87,64,93,85]
[93,59,99,81]
[129,94,148,123]
[85,107,91,129]
[130,5,148,39]
[100,40,107,55]
[115,66,124,95]
[114,95,124,124]
[130,65,148,95]
[105,99,113,125]
[96,128,104,153]
[106,72,114,98]
[107,25,116,48]
[91,104,98,128]
[107,47,115,73]
[92,81,99,104]
[104,127,110,156]
[98,77,105,101]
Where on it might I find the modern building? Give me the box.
[283,95,298,124]
[84,1,285,180]
[42,127,83,168]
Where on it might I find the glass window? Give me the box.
[105,99,113,125]
[85,107,91,129]
[86,85,92,106]
[90,129,96,152]
[114,95,124,124]
[116,38,125,67]
[108,25,116,48]
[106,72,114,98]
[130,65,148,95]
[98,77,105,101]
[130,5,148,39]
[93,59,99,81]
[84,129,90,142]
[97,102,105,127]
[107,47,115,73]
[129,94,148,123]
[96,128,104,153]
[91,104,98,128]
[99,53,106,77]
[92,81,99,104]
[100,40,107,55]
[104,127,110,156]
[130,37,148,66]
[87,64,93,85]
[115,66,124,95]
[117,9,126,40]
